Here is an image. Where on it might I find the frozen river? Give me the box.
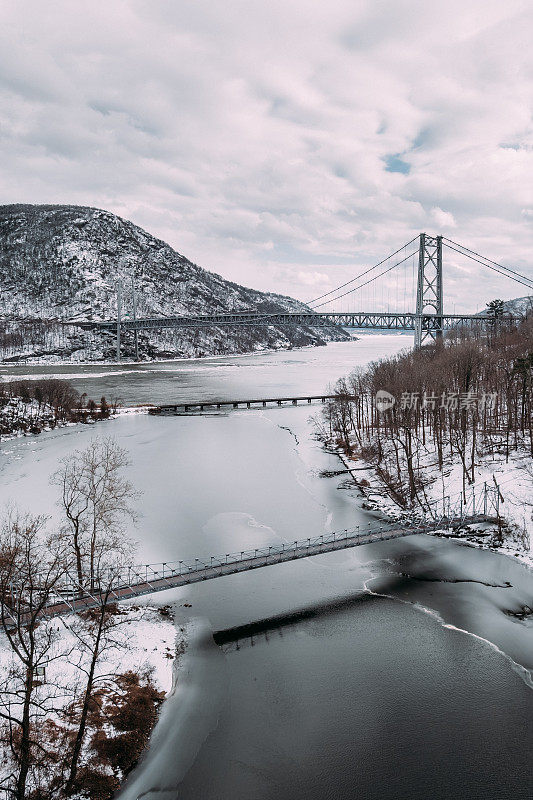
[0,336,532,799]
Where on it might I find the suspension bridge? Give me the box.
[4,485,502,625]
[72,233,530,357]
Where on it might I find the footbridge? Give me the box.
[34,512,493,621]
[151,394,337,414]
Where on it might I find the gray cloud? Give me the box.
[0,0,531,311]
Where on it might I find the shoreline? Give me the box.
[116,616,221,800]
[0,336,361,370]
[1,398,532,797]
[121,417,533,798]
[0,602,181,798]
[330,443,533,571]
[0,343,315,369]
[0,333,400,373]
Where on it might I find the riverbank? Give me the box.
[2,338,531,800]
[0,333,357,367]
[329,440,533,570]
[0,378,81,440]
[318,322,533,572]
[0,398,121,442]
[0,395,71,440]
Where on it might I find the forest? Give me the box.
[321,315,533,529]
[0,439,172,800]
[0,379,117,438]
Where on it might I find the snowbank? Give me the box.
[335,437,533,569]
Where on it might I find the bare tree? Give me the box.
[64,578,128,796]
[0,510,68,800]
[49,439,139,793]
[0,441,142,799]
[322,313,533,521]
[51,438,138,590]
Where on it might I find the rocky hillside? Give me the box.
[476,295,533,317]
[0,204,349,362]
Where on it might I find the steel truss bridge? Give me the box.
[82,310,501,334]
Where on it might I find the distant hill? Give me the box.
[0,204,348,362]
[499,295,533,316]
[475,295,533,319]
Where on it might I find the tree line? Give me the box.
[321,313,533,513]
[0,379,120,437]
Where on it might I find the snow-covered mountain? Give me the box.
[476,295,533,317]
[0,204,349,362]
[499,295,533,316]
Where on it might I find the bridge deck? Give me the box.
[36,516,488,620]
[74,311,514,333]
[152,394,336,413]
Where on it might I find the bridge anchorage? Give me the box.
[70,232,527,359]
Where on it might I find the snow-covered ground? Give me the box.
[0,603,183,797]
[0,396,70,440]
[87,603,180,696]
[336,437,533,569]
[0,397,117,441]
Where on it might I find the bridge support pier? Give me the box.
[116,279,122,362]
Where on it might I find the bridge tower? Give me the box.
[414,233,443,348]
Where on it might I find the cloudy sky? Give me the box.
[1,0,532,311]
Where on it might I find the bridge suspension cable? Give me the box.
[442,238,533,291]
[310,247,418,309]
[306,236,419,306]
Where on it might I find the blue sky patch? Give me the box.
[384,154,411,174]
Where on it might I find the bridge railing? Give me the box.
[39,510,484,606]
[423,482,501,522]
[20,521,408,613]
[4,484,500,619]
